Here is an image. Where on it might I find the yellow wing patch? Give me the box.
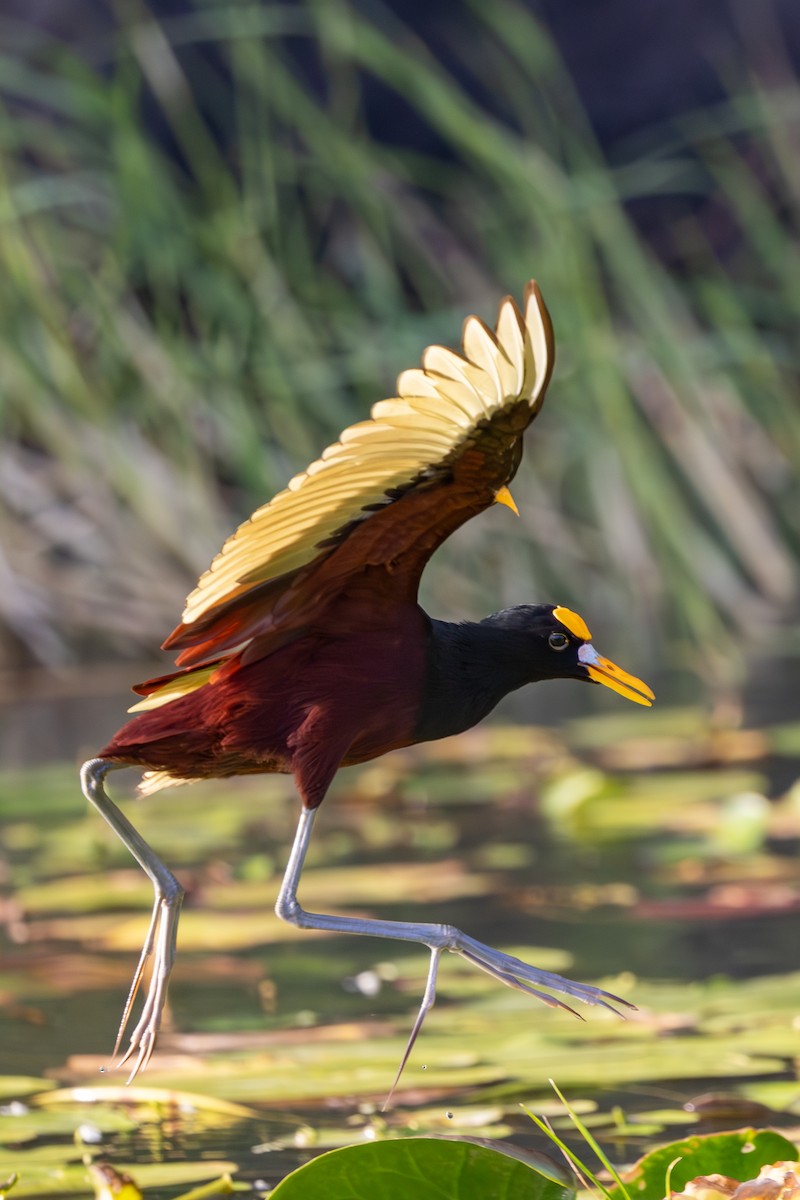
[180,282,554,628]
[552,605,592,641]
[128,662,219,712]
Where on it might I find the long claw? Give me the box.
[112,898,161,1059]
[459,949,585,1018]
[121,1030,156,1084]
[454,936,636,1017]
[111,890,183,1082]
[383,947,442,1110]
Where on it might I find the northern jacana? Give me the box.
[81,281,653,1088]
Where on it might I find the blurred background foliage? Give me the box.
[1,0,799,693]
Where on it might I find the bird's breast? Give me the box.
[320,623,429,763]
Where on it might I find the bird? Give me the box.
[81,280,654,1090]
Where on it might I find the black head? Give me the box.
[479,604,654,704]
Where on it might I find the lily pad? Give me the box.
[614,1129,799,1200]
[270,1137,574,1199]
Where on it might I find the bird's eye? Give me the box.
[548,631,569,651]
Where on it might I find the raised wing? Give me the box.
[156,281,554,673]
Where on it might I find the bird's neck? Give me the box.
[413,617,538,744]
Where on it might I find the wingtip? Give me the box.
[524,279,555,396]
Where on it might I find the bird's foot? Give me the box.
[274,806,632,1105]
[450,931,634,1015]
[384,929,633,1107]
[113,884,183,1083]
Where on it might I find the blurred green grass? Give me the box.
[0,1,797,684]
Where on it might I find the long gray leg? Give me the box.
[276,805,632,1097]
[80,759,184,1081]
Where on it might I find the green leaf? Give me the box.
[270,1137,575,1199]
[611,1128,799,1200]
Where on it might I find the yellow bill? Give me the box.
[495,485,519,516]
[578,644,655,707]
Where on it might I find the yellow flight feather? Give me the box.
[181,283,552,627]
[128,663,220,712]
